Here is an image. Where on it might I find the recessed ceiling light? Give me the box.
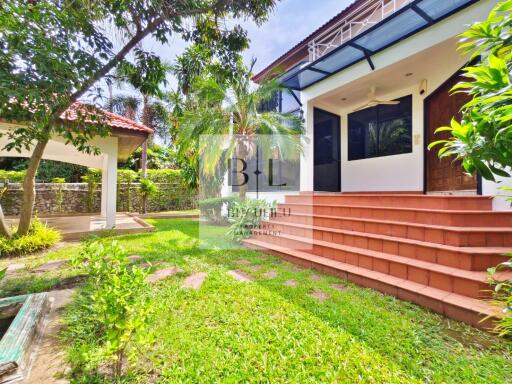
[405,72,413,77]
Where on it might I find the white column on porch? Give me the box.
[300,100,314,192]
[100,138,118,228]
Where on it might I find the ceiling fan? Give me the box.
[352,87,399,112]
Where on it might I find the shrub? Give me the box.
[488,256,512,337]
[144,169,184,184]
[198,196,238,224]
[68,240,152,380]
[81,168,101,212]
[0,219,61,257]
[139,178,158,214]
[0,170,25,183]
[117,170,138,212]
[226,198,275,242]
[52,177,66,212]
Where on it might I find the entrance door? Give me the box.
[314,108,341,192]
[425,72,477,192]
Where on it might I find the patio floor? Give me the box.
[7,213,154,240]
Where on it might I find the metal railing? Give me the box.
[308,0,413,61]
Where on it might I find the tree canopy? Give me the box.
[0,0,278,235]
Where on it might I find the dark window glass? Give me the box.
[348,95,412,161]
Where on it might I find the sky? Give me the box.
[106,0,354,97]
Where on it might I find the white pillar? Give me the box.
[300,100,314,192]
[100,138,118,228]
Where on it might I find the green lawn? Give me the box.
[2,219,512,383]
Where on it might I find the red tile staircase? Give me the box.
[243,193,512,330]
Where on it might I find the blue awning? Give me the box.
[280,0,479,91]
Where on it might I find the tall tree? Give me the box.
[177,62,304,200]
[0,0,277,236]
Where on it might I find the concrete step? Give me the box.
[272,213,512,247]
[264,220,510,270]
[287,193,492,210]
[243,238,502,330]
[277,203,512,227]
[251,232,512,299]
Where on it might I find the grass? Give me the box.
[2,219,512,383]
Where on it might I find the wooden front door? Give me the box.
[425,72,477,192]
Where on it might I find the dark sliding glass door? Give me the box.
[314,108,341,192]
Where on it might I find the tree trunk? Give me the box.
[239,181,247,201]
[17,139,48,236]
[0,203,11,239]
[141,139,148,178]
[141,194,147,214]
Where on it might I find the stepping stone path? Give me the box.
[310,274,322,281]
[127,255,143,263]
[249,265,262,272]
[145,266,183,283]
[32,259,67,273]
[227,270,253,282]
[234,259,251,266]
[330,283,349,292]
[284,279,298,287]
[6,263,25,274]
[263,271,278,279]
[137,262,154,269]
[182,272,207,290]
[310,290,329,302]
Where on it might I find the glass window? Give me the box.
[348,95,412,161]
[313,46,364,73]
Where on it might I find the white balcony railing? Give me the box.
[308,0,414,61]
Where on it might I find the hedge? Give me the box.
[0,170,26,183]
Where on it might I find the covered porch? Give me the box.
[0,103,154,229]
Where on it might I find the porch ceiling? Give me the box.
[313,37,465,111]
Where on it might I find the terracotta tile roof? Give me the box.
[61,102,154,135]
[252,0,363,83]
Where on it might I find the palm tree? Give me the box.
[177,62,304,200]
[106,94,171,171]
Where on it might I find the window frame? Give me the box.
[347,94,413,161]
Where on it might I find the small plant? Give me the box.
[487,255,512,337]
[117,170,138,212]
[81,169,101,213]
[52,177,66,213]
[198,196,239,224]
[71,240,152,380]
[0,218,61,257]
[139,178,158,214]
[226,198,275,242]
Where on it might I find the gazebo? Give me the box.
[0,103,154,229]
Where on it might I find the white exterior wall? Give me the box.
[341,86,422,192]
